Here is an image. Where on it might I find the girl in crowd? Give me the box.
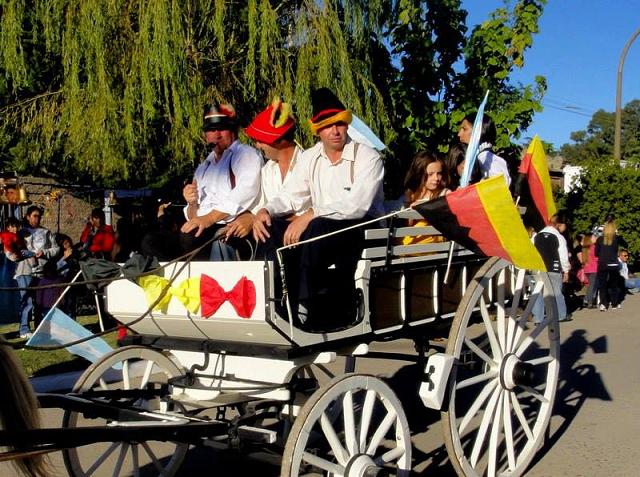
[402,151,450,245]
[79,208,115,260]
[457,113,511,186]
[595,220,621,311]
[582,232,599,308]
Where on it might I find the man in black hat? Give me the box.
[253,87,384,329]
[180,103,262,259]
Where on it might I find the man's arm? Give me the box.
[181,209,230,237]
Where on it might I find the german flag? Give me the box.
[413,175,546,271]
[516,135,557,230]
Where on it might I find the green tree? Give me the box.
[560,99,640,165]
[0,0,547,189]
[563,163,640,257]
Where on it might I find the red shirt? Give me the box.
[80,224,115,255]
[0,230,21,255]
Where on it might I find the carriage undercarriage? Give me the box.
[0,211,561,477]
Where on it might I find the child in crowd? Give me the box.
[582,233,599,308]
[402,151,450,245]
[0,217,25,262]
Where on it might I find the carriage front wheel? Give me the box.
[442,257,560,477]
[281,373,412,477]
[62,345,188,477]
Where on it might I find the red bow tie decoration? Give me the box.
[200,275,256,319]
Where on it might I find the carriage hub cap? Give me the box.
[344,454,383,477]
[501,353,521,390]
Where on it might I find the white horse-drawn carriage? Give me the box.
[4,209,561,477]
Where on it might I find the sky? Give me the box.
[463,0,640,149]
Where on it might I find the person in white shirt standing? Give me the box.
[253,88,384,329]
[180,103,262,260]
[531,212,571,324]
[223,97,303,240]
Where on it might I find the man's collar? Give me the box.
[319,137,354,163]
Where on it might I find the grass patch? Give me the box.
[0,315,118,377]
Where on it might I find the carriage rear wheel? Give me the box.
[62,345,188,477]
[442,258,560,477]
[281,374,411,477]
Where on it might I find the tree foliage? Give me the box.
[0,0,547,189]
[560,99,640,165]
[562,163,640,257]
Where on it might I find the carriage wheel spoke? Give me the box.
[459,379,499,435]
[85,442,119,476]
[487,391,504,477]
[365,409,396,455]
[302,451,344,474]
[515,314,550,356]
[142,441,167,475]
[510,392,534,441]
[470,384,501,467]
[496,270,507,354]
[131,444,140,477]
[359,389,376,453]
[140,360,155,390]
[111,443,129,477]
[122,360,131,390]
[503,390,517,471]
[374,445,406,465]
[508,269,527,319]
[456,370,498,391]
[480,296,503,359]
[464,337,495,366]
[342,390,358,455]
[520,385,548,403]
[526,355,555,366]
[98,378,109,391]
[320,412,349,465]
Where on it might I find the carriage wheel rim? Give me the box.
[62,345,188,477]
[442,258,560,477]
[281,373,412,477]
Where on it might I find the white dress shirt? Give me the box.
[264,139,384,220]
[477,150,511,186]
[252,145,303,213]
[186,140,262,223]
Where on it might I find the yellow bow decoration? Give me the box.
[170,277,201,314]
[137,275,172,313]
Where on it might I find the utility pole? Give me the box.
[614,27,640,164]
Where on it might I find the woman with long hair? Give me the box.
[402,150,450,245]
[595,220,621,310]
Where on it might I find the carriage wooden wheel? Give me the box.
[442,257,560,477]
[281,374,412,477]
[62,346,188,477]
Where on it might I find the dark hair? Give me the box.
[463,112,497,145]
[551,210,569,226]
[278,124,297,144]
[403,150,448,200]
[56,233,73,248]
[5,217,20,228]
[26,205,42,217]
[90,208,105,225]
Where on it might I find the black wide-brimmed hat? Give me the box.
[308,87,352,134]
[203,103,238,131]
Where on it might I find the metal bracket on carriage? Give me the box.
[418,352,455,410]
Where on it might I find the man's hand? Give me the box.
[181,215,215,238]
[283,210,314,245]
[183,179,198,205]
[562,271,569,283]
[225,212,254,240]
[253,208,272,243]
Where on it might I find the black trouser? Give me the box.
[177,225,254,261]
[596,266,621,307]
[258,216,369,329]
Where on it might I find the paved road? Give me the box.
[3,293,639,476]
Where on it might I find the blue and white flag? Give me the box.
[460,90,490,187]
[27,308,116,366]
[348,114,386,151]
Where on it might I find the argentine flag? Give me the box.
[27,308,116,366]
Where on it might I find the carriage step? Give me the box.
[237,425,278,444]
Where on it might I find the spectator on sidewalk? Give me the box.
[582,232,599,308]
[619,249,640,296]
[532,212,571,324]
[595,219,622,311]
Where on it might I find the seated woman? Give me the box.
[402,150,450,246]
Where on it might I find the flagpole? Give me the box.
[29,271,83,337]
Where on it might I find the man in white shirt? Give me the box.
[253,88,384,329]
[180,103,262,259]
[223,98,303,240]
